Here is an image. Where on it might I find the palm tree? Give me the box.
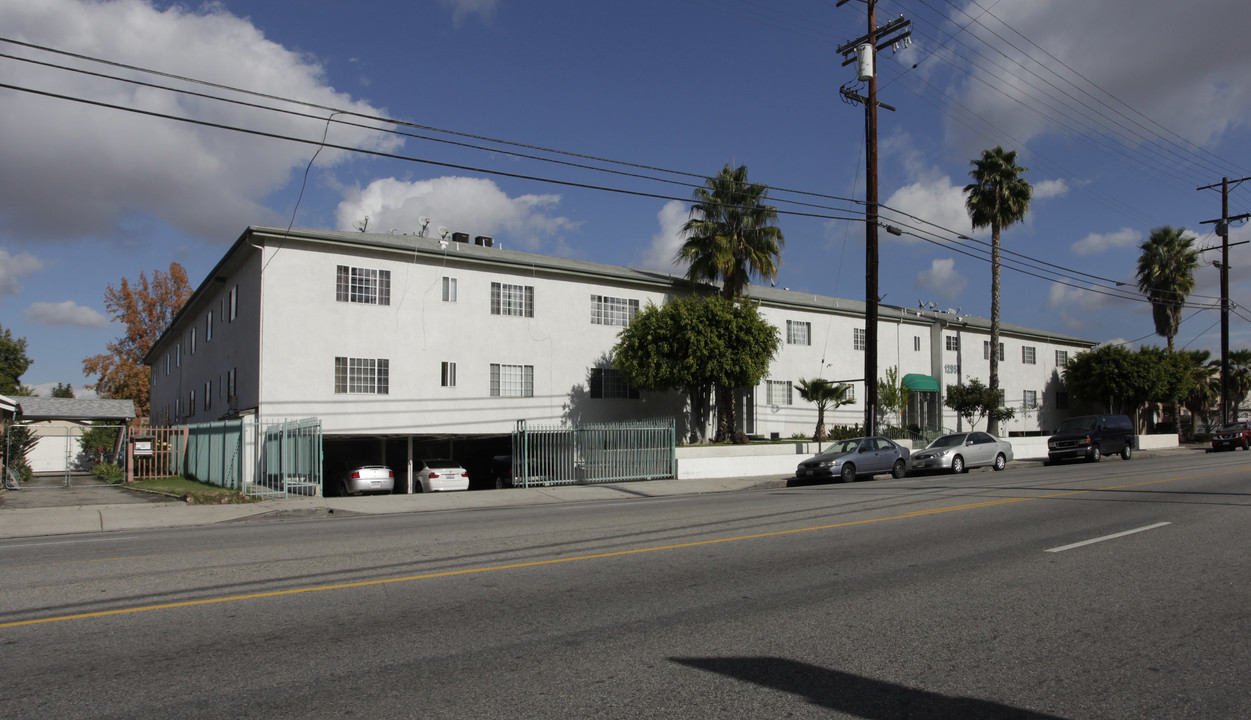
[1135,226,1199,351]
[676,164,785,441]
[1180,350,1219,435]
[676,164,785,301]
[796,378,853,442]
[1228,349,1251,421]
[964,147,1032,437]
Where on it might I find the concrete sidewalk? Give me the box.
[0,474,791,540]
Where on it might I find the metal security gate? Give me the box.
[181,418,322,498]
[3,423,128,489]
[511,418,676,488]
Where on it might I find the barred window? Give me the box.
[983,340,1004,360]
[766,380,793,406]
[490,363,534,397]
[590,368,639,399]
[786,320,811,346]
[441,361,457,388]
[336,265,391,305]
[946,335,959,352]
[334,357,390,394]
[590,295,640,327]
[1056,350,1069,367]
[854,327,866,351]
[492,282,534,317]
[1022,346,1037,364]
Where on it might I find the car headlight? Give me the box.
[820,460,836,468]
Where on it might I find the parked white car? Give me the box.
[911,432,1012,474]
[336,465,395,496]
[415,459,470,492]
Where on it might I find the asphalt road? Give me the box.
[2,453,1248,719]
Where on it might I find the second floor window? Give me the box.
[441,361,457,387]
[787,321,811,346]
[854,328,866,351]
[491,363,534,397]
[946,335,959,351]
[590,295,639,327]
[442,277,457,302]
[1023,389,1038,408]
[983,340,1004,360]
[492,282,534,317]
[1022,346,1037,364]
[336,265,391,305]
[334,357,390,394]
[1056,350,1069,367]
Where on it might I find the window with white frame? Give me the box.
[1056,350,1069,367]
[228,284,238,322]
[441,361,457,387]
[206,310,213,342]
[334,357,390,394]
[854,327,866,351]
[590,295,639,327]
[983,340,1004,360]
[442,277,457,302]
[1023,389,1038,409]
[946,335,959,351]
[490,363,534,397]
[786,320,811,346]
[1022,346,1036,364]
[336,265,391,305]
[766,380,793,406]
[491,282,534,317]
[590,368,639,399]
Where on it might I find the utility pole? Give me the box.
[1198,176,1251,425]
[836,0,909,436]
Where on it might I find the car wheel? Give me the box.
[338,480,351,497]
[891,459,907,479]
[840,463,856,483]
[1089,445,1101,462]
[493,475,504,489]
[1121,444,1132,460]
[951,455,965,474]
[1242,439,1249,451]
[993,453,1007,471]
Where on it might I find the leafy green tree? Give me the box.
[0,324,33,395]
[1063,344,1194,430]
[1135,226,1198,351]
[796,378,853,442]
[1180,350,1219,435]
[677,164,785,301]
[82,263,192,418]
[877,366,910,429]
[964,146,1032,436]
[1,421,36,482]
[944,378,1014,432]
[1227,349,1251,420]
[612,295,780,443]
[52,383,75,398]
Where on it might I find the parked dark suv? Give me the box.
[1047,414,1134,464]
[1211,422,1251,451]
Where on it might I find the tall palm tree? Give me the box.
[676,164,785,441]
[676,164,785,301]
[964,147,1032,437]
[796,378,853,442]
[1135,226,1199,351]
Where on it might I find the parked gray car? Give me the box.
[795,437,910,483]
[911,432,1013,474]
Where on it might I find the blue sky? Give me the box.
[3,0,1251,397]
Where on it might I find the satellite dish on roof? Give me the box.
[418,217,432,237]
[437,226,450,240]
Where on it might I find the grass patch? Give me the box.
[130,476,259,505]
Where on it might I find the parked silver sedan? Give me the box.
[795,437,910,483]
[911,432,1012,474]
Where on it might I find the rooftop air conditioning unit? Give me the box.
[452,232,469,243]
[474,235,494,248]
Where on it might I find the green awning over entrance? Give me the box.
[902,373,940,393]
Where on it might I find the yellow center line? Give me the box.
[3,467,1241,629]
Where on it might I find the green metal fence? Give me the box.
[511,418,676,488]
[183,417,322,498]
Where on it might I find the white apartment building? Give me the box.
[144,226,1095,470]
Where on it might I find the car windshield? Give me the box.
[928,434,967,448]
[1056,417,1096,433]
[819,439,862,456]
[1220,423,1246,431]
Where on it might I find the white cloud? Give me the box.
[1033,179,1069,200]
[24,300,110,327]
[915,258,967,300]
[637,200,687,273]
[882,176,974,241]
[0,0,401,243]
[1071,227,1142,256]
[334,176,581,253]
[0,248,42,297]
[948,0,1251,149]
[441,0,498,25]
